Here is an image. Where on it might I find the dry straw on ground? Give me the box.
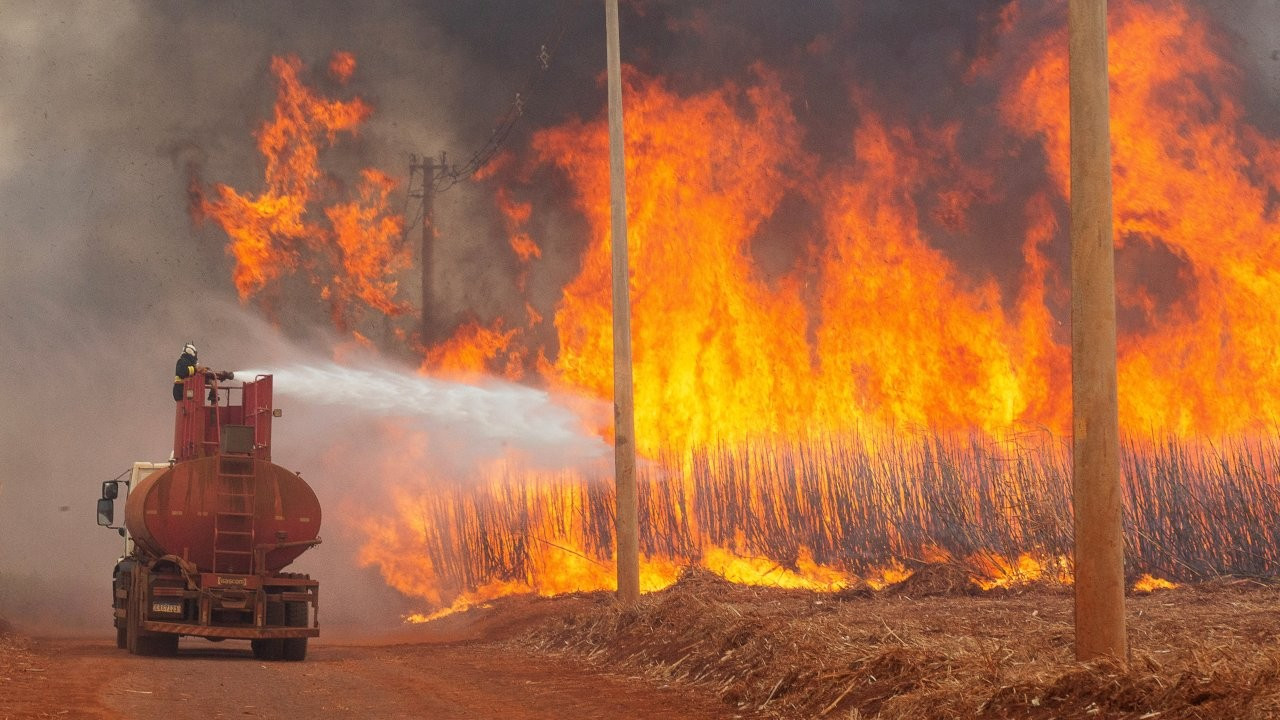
[518,568,1280,719]
[0,618,50,718]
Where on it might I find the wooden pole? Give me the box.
[606,0,640,604]
[420,155,437,344]
[1069,0,1127,662]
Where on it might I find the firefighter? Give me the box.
[173,342,208,401]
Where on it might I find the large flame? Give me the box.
[1001,1,1280,436]
[195,53,408,332]
[477,0,1280,448]
[538,66,821,449]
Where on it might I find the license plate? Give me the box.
[151,601,182,615]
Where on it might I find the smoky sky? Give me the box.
[0,0,1277,627]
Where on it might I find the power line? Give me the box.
[431,4,570,193]
[405,3,572,343]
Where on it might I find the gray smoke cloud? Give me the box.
[1210,0,1280,131]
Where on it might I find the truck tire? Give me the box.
[112,561,135,652]
[250,638,282,660]
[123,572,177,657]
[124,598,171,657]
[130,619,177,657]
[251,602,285,660]
[139,633,179,657]
[114,575,127,649]
[282,601,308,661]
[125,578,141,655]
[281,637,308,661]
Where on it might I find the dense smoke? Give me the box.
[1,0,1277,627]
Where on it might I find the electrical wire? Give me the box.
[430,3,571,193]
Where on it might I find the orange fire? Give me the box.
[1132,574,1178,593]
[329,51,357,84]
[446,0,1280,447]
[536,66,823,450]
[195,54,407,333]
[423,319,525,381]
[1001,1,1280,436]
[200,0,1280,617]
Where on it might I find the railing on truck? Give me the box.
[173,373,276,463]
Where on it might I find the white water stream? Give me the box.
[234,362,611,467]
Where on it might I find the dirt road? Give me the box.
[1,634,734,719]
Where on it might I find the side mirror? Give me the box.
[97,498,115,527]
[101,481,118,500]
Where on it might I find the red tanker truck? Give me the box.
[96,371,321,660]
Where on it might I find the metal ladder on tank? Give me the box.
[212,455,256,574]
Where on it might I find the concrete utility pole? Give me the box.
[411,154,439,344]
[1069,0,1127,662]
[606,0,640,604]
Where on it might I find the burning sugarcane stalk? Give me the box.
[357,431,1280,613]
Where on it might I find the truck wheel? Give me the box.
[282,637,308,661]
[252,602,285,660]
[132,628,179,657]
[124,575,177,657]
[282,601,308,661]
[250,638,283,660]
[113,575,127,649]
[125,580,141,655]
[135,633,178,657]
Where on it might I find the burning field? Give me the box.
[354,431,1280,619]
[178,0,1280,624]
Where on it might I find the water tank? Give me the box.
[124,455,321,573]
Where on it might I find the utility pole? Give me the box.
[1069,0,1127,661]
[410,154,441,344]
[606,0,640,605]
